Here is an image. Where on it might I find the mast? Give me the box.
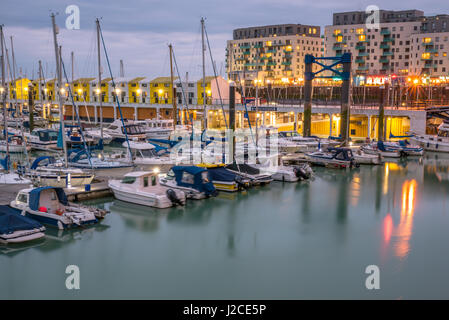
[169,44,177,127]
[51,13,68,167]
[96,18,104,143]
[1,25,10,166]
[201,17,207,130]
[71,51,75,125]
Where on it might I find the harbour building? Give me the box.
[226,24,324,85]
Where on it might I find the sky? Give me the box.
[1,0,448,81]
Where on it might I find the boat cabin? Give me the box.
[120,171,161,189]
[168,166,216,195]
[328,147,354,161]
[14,187,69,214]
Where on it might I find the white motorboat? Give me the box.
[0,205,46,244]
[10,187,98,230]
[306,147,357,169]
[68,149,134,177]
[83,128,113,145]
[119,140,175,171]
[24,129,59,151]
[352,148,382,165]
[255,161,313,182]
[109,171,186,208]
[382,140,424,156]
[103,119,147,142]
[159,166,218,199]
[360,143,401,158]
[410,122,449,152]
[135,119,173,140]
[225,163,273,186]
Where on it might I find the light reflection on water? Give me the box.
[2,153,449,299]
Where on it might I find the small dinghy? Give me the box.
[109,171,186,208]
[198,164,250,192]
[0,205,45,244]
[360,143,401,158]
[306,147,357,169]
[159,166,218,199]
[10,187,98,230]
[225,163,273,186]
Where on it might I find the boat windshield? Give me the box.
[121,176,136,184]
[138,149,158,158]
[438,130,449,138]
[201,171,210,183]
[123,125,144,135]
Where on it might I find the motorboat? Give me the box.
[0,135,31,153]
[382,140,424,156]
[25,129,59,151]
[410,122,449,152]
[135,119,173,140]
[108,171,186,208]
[278,131,338,151]
[360,143,401,158]
[306,147,357,169]
[64,126,96,147]
[197,164,250,192]
[10,187,98,230]
[0,205,46,244]
[103,119,147,142]
[255,160,312,182]
[118,140,175,171]
[159,166,218,199]
[352,148,382,165]
[225,163,273,186]
[26,156,95,188]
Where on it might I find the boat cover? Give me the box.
[0,205,43,235]
[0,155,9,171]
[226,163,260,175]
[30,156,56,170]
[29,187,69,211]
[207,167,237,182]
[171,166,216,195]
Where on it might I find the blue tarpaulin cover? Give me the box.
[29,187,69,211]
[171,166,216,195]
[207,167,237,182]
[0,205,43,235]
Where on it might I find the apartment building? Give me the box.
[325,10,424,76]
[226,24,323,84]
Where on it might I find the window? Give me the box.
[121,176,136,184]
[181,172,195,184]
[143,176,149,187]
[17,193,28,204]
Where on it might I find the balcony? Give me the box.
[421,56,433,61]
[423,41,434,46]
[284,54,293,59]
[332,45,343,51]
[425,47,438,53]
[382,51,394,56]
[283,49,293,53]
[253,44,263,48]
[380,29,390,35]
[379,58,389,63]
[243,50,250,55]
[355,45,366,50]
[332,33,343,37]
[357,52,369,57]
[357,66,369,71]
[355,58,365,63]
[380,44,390,49]
[382,37,394,42]
[281,61,292,65]
[266,49,276,53]
[240,45,251,49]
[266,61,276,66]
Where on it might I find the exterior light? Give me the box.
[158,89,163,95]
[60,88,66,94]
[44,88,48,93]
[136,89,142,95]
[0,87,3,93]
[24,87,28,92]
[95,89,101,95]
[413,79,419,85]
[77,88,83,94]
[207,90,211,96]
[153,167,160,174]
[115,88,121,95]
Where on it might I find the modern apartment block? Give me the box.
[226,24,323,84]
[325,10,424,77]
[326,9,449,78]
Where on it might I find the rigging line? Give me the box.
[172,48,192,126]
[235,71,256,147]
[204,24,227,129]
[60,57,94,170]
[98,23,133,163]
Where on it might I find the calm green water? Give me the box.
[2,153,449,299]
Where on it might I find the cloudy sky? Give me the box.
[0,0,447,81]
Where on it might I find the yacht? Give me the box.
[197,164,250,192]
[306,147,357,169]
[25,129,59,151]
[103,119,147,142]
[109,171,186,208]
[135,119,173,140]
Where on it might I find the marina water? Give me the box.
[1,153,449,299]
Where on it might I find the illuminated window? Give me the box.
[422,52,431,59]
[266,41,272,46]
[356,28,364,34]
[336,36,343,43]
[334,29,341,36]
[358,34,366,42]
[423,37,432,43]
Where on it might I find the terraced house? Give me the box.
[226,24,323,84]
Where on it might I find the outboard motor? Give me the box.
[294,164,313,180]
[234,176,249,190]
[166,189,184,206]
